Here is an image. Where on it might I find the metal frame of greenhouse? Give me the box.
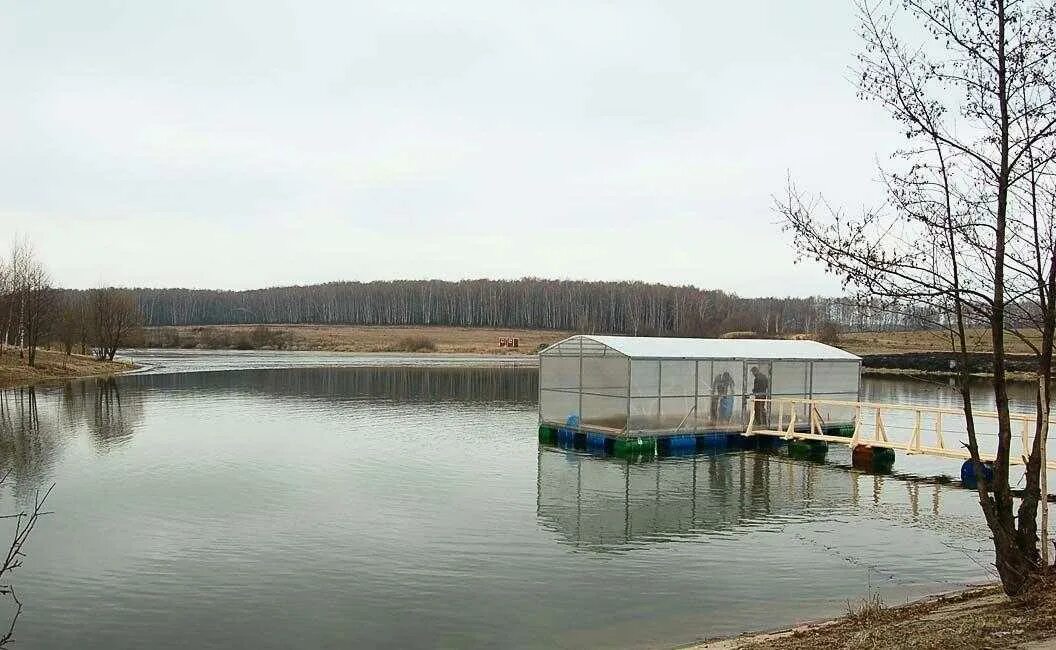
[538,335,862,437]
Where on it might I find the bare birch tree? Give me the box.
[777,0,1056,595]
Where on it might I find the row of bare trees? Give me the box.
[1,241,56,367]
[779,0,1056,596]
[103,281,941,336]
[0,242,143,366]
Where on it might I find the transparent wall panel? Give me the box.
[660,360,696,397]
[541,389,580,425]
[708,360,744,425]
[811,361,861,396]
[660,396,696,429]
[628,397,660,432]
[696,360,713,398]
[771,362,808,397]
[581,356,629,397]
[540,356,581,391]
[771,361,809,423]
[630,360,660,397]
[582,394,628,431]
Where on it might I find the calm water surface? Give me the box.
[0,352,1044,649]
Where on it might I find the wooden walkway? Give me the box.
[745,396,1054,564]
[744,397,1056,470]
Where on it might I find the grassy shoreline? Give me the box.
[138,324,570,355]
[0,348,136,389]
[687,581,1056,649]
[134,325,1039,378]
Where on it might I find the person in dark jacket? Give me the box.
[750,366,770,426]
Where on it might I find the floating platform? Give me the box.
[538,421,854,459]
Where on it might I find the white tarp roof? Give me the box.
[546,335,860,361]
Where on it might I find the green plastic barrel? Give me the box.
[538,424,555,444]
[613,437,655,457]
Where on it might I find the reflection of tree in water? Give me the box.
[0,380,145,492]
[0,388,58,497]
[134,366,539,404]
[84,378,143,450]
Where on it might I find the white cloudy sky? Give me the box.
[0,1,898,296]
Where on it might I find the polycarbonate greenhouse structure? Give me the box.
[539,335,861,436]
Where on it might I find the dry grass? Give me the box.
[840,328,1042,356]
[140,324,570,355]
[844,591,886,623]
[390,335,438,352]
[0,347,134,389]
[139,324,1040,357]
[694,581,1056,650]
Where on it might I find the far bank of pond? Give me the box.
[0,350,1046,649]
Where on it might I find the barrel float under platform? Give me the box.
[788,439,828,460]
[851,445,895,471]
[828,424,855,438]
[960,459,995,490]
[613,436,656,457]
[658,435,698,457]
[585,432,612,454]
[735,434,784,451]
[696,432,731,448]
[538,424,556,445]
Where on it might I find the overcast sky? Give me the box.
[0,1,898,296]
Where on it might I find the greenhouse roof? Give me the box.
[544,335,861,361]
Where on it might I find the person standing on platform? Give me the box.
[716,371,735,422]
[750,366,770,426]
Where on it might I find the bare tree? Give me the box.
[777,0,1056,596]
[20,261,55,368]
[90,289,143,361]
[3,242,57,368]
[53,294,87,364]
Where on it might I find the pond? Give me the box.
[0,352,1043,649]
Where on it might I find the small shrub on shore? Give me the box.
[392,335,437,352]
[845,591,885,622]
[200,328,232,349]
[249,325,290,350]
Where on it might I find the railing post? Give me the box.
[785,400,797,439]
[909,409,921,454]
[851,405,861,446]
[1022,418,1030,464]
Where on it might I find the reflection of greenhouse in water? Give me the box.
[535,446,954,548]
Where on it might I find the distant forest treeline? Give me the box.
[62,279,937,336]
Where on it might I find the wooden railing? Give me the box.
[745,397,1056,470]
[746,395,1055,565]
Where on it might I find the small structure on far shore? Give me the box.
[538,335,861,447]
